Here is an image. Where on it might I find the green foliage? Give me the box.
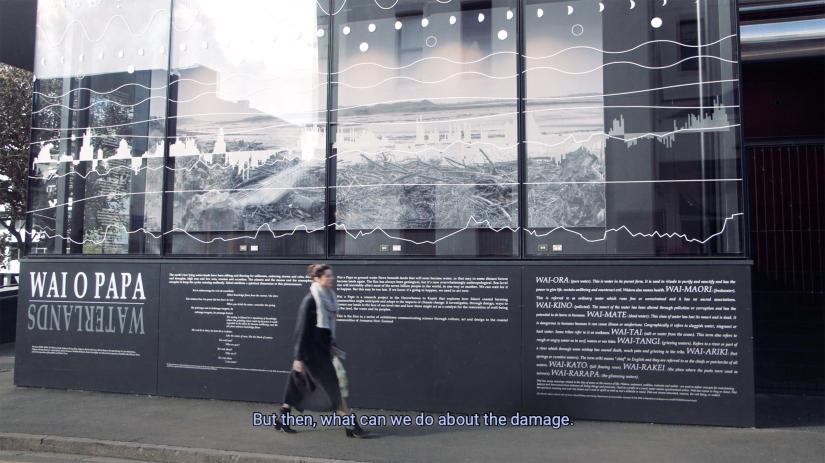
[0,63,32,260]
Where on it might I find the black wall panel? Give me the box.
[15,259,755,426]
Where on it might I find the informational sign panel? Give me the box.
[15,259,755,426]
[14,261,160,393]
[523,264,755,426]
[334,264,523,414]
[157,263,307,402]
[156,262,522,413]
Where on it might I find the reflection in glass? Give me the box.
[524,0,742,256]
[331,0,520,257]
[28,0,170,254]
[25,0,746,260]
[165,0,328,256]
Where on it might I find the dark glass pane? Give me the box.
[28,0,170,255]
[524,0,742,257]
[330,0,520,257]
[165,1,328,256]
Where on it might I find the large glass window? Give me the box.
[27,0,745,259]
[329,0,520,257]
[164,0,328,256]
[524,0,742,256]
[28,0,171,254]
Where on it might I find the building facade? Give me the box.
[17,0,760,426]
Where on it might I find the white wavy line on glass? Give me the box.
[32,82,328,114]
[28,184,326,214]
[29,133,167,145]
[29,152,296,181]
[29,105,737,146]
[333,181,519,188]
[524,34,738,60]
[331,51,518,74]
[28,213,744,247]
[335,140,518,157]
[337,105,738,127]
[34,32,736,96]
[524,55,738,76]
[34,81,168,99]
[34,56,734,112]
[526,213,744,245]
[30,119,324,145]
[28,223,326,245]
[32,117,166,132]
[337,79,739,111]
[35,10,170,47]
[328,35,738,74]
[315,0,451,16]
[32,78,738,123]
[525,179,742,185]
[332,55,737,90]
[525,123,741,148]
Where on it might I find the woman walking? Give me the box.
[274,264,368,438]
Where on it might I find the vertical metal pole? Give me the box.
[24,77,38,256]
[735,0,751,259]
[517,0,526,259]
[696,0,710,249]
[325,0,337,259]
[53,76,75,255]
[160,0,175,256]
[67,76,91,254]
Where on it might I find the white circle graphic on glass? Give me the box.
[537,8,544,18]
[359,42,369,52]
[599,2,605,12]
[395,20,402,30]
[179,43,186,52]
[421,18,429,27]
[118,49,125,58]
[449,15,456,25]
[159,45,165,54]
[567,5,574,15]
[317,28,325,37]
[425,36,437,48]
[368,23,376,32]
[97,52,104,60]
[343,26,351,35]
[478,13,485,23]
[506,10,513,20]
[651,17,663,28]
[127,65,135,74]
[138,47,145,55]
[571,24,584,36]
[498,30,508,40]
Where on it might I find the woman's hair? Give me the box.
[307,263,332,280]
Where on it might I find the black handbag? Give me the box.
[286,368,334,412]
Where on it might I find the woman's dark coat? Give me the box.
[282,293,342,412]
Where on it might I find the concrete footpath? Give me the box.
[0,343,822,463]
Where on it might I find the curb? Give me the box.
[0,432,363,463]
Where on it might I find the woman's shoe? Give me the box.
[344,422,369,438]
[274,408,297,434]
